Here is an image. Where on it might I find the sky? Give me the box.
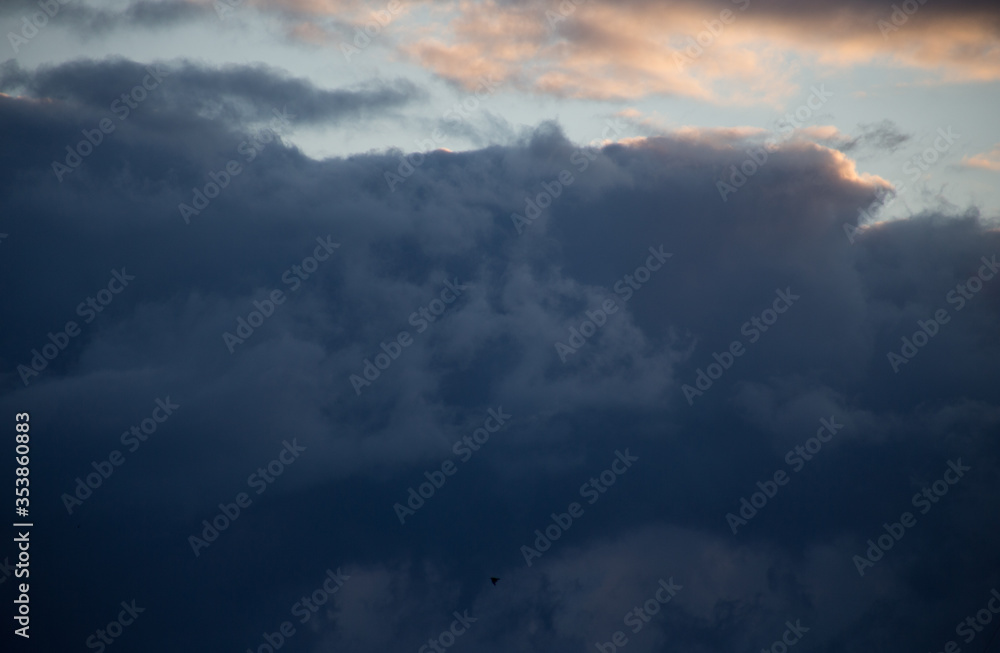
[0,1,999,652]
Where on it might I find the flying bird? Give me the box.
[491,577,500,586]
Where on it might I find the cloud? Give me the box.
[0,0,213,36]
[838,120,912,154]
[2,64,1000,651]
[13,1,997,104]
[0,57,423,127]
[395,0,1000,103]
[961,144,1000,171]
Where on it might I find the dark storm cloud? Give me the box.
[0,65,998,652]
[0,57,423,127]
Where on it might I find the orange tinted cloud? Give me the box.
[214,0,1000,103]
[396,1,998,103]
[961,145,1000,171]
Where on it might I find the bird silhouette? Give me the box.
[490,577,500,586]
